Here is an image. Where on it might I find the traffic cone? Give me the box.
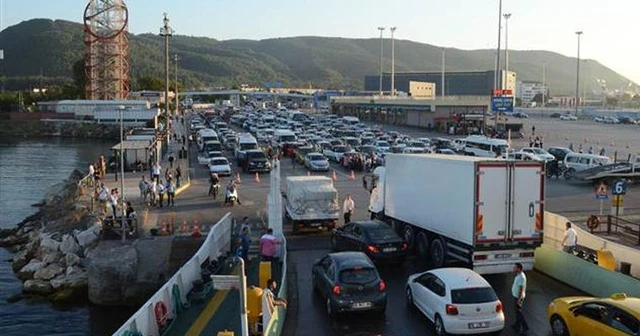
[255,172,260,183]
[181,220,188,233]
[350,170,356,180]
[332,171,337,181]
[235,172,242,184]
[192,223,201,237]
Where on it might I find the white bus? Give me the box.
[462,136,508,158]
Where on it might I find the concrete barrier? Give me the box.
[544,212,640,278]
[534,244,640,297]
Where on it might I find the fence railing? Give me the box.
[112,213,233,336]
[605,215,640,245]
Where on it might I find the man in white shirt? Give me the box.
[511,263,529,334]
[342,194,355,225]
[261,279,287,330]
[562,222,578,254]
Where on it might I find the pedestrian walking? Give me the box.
[511,263,529,335]
[531,125,536,136]
[176,165,182,187]
[588,146,594,154]
[152,162,161,183]
[166,179,176,206]
[239,216,252,237]
[578,144,583,153]
[88,163,95,186]
[528,137,534,148]
[562,222,578,254]
[259,228,280,262]
[157,180,166,207]
[342,194,355,224]
[148,179,157,206]
[261,279,287,330]
[138,176,148,203]
[599,147,606,156]
[238,227,251,263]
[110,189,119,217]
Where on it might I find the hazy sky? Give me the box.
[1,0,638,83]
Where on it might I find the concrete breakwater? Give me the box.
[0,119,122,140]
[0,169,99,304]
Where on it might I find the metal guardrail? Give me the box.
[77,173,95,212]
[606,215,640,245]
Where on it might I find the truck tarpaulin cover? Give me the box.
[286,176,339,220]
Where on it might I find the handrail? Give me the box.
[112,213,233,336]
[606,215,640,245]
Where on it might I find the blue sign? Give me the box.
[612,179,627,195]
[492,96,514,112]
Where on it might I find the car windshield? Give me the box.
[339,267,377,284]
[451,287,498,304]
[240,143,258,150]
[532,148,546,154]
[333,146,347,153]
[365,227,397,241]
[248,152,266,159]
[409,142,426,148]
[377,141,390,147]
[211,159,228,165]
[280,135,296,142]
[208,152,222,158]
[308,154,326,161]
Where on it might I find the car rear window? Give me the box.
[339,268,377,284]
[366,227,397,241]
[451,287,498,304]
[211,159,228,165]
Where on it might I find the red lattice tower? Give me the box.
[83,0,130,100]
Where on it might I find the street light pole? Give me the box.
[390,27,396,97]
[441,48,445,97]
[119,106,126,242]
[542,62,546,107]
[494,0,503,91]
[575,31,583,116]
[503,13,512,91]
[377,27,385,96]
[174,54,179,116]
[160,13,174,163]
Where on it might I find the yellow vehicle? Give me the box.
[547,293,640,336]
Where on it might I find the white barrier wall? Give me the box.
[112,213,233,336]
[544,212,640,278]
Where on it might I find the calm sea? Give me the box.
[0,138,135,335]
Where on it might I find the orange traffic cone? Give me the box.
[235,172,242,184]
[350,170,356,180]
[254,172,260,183]
[332,171,337,181]
[191,223,201,237]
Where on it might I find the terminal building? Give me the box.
[364,70,516,97]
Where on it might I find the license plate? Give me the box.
[383,247,397,252]
[351,302,372,309]
[468,321,489,329]
[495,253,512,259]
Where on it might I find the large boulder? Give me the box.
[34,263,64,281]
[60,234,81,255]
[40,235,60,253]
[50,268,88,291]
[17,259,46,281]
[87,242,138,305]
[64,253,81,267]
[75,225,100,249]
[42,252,62,265]
[23,280,53,295]
[11,241,38,272]
[0,235,24,248]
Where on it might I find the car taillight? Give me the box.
[445,304,459,316]
[400,243,408,250]
[496,300,503,313]
[378,280,386,292]
[474,254,488,260]
[332,285,341,296]
[366,245,380,253]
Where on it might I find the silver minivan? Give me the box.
[563,153,612,176]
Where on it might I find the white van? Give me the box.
[462,136,508,158]
[272,129,297,148]
[197,128,218,151]
[563,153,612,173]
[342,116,360,126]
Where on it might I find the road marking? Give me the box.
[184,289,229,336]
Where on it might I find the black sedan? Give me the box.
[312,252,387,316]
[330,220,408,263]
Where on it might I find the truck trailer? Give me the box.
[284,176,340,234]
[366,154,544,274]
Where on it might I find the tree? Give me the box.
[136,75,165,91]
[606,97,618,106]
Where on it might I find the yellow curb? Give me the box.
[175,180,191,196]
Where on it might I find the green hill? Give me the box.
[0,19,634,95]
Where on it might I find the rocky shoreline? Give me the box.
[0,119,121,140]
[0,169,100,304]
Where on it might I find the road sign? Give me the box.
[211,275,240,290]
[594,182,609,200]
[491,96,514,113]
[612,179,627,195]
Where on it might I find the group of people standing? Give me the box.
[138,175,177,207]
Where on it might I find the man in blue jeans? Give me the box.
[511,263,529,335]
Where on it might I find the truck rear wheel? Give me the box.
[416,232,430,261]
[402,225,415,251]
[430,237,446,268]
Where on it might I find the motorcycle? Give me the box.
[209,183,220,199]
[224,185,238,206]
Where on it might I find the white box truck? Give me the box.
[366,154,544,274]
[284,176,340,234]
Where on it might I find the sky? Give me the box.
[1,0,639,83]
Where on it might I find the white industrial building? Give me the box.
[37,100,158,125]
[516,81,548,104]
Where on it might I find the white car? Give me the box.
[323,145,349,162]
[207,157,231,176]
[406,268,504,335]
[559,114,578,121]
[374,140,391,154]
[520,147,555,161]
[197,152,212,166]
[505,151,545,162]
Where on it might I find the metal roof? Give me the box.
[112,140,151,151]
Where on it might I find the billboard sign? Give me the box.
[491,96,514,112]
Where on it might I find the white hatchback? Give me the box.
[406,268,504,335]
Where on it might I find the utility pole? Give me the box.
[494,0,503,91]
[174,54,179,116]
[542,62,546,107]
[159,12,173,163]
[118,105,126,242]
[503,13,512,91]
[575,31,583,116]
[390,27,396,97]
[377,27,385,96]
[441,48,445,97]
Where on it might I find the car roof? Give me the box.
[428,268,490,289]
[571,295,640,316]
[307,152,325,157]
[329,252,375,270]
[350,220,391,231]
